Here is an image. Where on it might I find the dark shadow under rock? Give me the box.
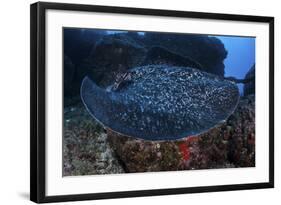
[244,64,255,96]
[64,55,75,97]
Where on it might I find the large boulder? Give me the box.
[244,64,255,96]
[82,34,146,87]
[138,33,227,76]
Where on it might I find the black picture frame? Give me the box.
[30,2,274,203]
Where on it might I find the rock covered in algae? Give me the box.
[107,95,255,172]
[81,65,239,141]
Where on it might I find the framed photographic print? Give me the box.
[30,2,274,203]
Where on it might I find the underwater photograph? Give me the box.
[63,28,255,176]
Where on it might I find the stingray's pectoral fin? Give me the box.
[80,76,112,126]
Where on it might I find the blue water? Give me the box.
[215,36,255,94]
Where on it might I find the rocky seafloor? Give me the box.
[63,102,125,176]
[63,94,255,176]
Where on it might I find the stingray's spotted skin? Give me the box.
[81,65,239,141]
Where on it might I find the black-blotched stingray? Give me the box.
[81,65,239,141]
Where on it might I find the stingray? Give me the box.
[81,65,239,141]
